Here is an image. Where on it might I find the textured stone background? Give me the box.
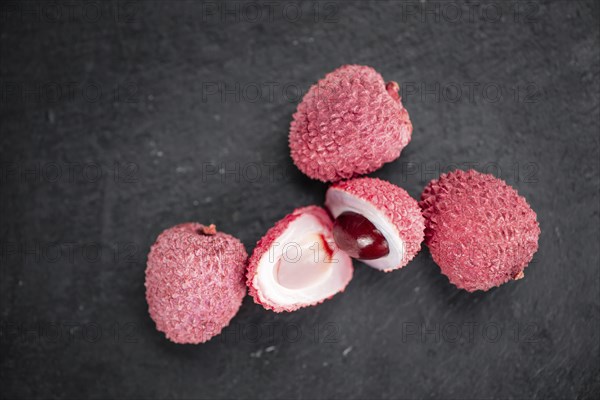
[1,1,599,399]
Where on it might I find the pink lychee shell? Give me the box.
[419,170,540,292]
[329,177,425,270]
[145,223,248,344]
[246,206,352,312]
[289,65,413,182]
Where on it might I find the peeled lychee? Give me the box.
[326,177,425,271]
[419,170,540,292]
[289,65,413,182]
[145,223,248,343]
[246,206,353,312]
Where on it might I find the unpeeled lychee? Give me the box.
[326,177,425,271]
[246,206,353,312]
[145,223,248,343]
[289,65,413,182]
[419,170,540,292]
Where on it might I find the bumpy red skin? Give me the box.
[246,206,352,312]
[419,170,540,292]
[289,65,413,182]
[145,223,248,344]
[330,178,425,270]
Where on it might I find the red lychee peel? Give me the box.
[330,177,425,270]
[289,65,413,182]
[145,223,248,344]
[419,170,540,292]
[246,206,352,312]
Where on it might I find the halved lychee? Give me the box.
[246,206,353,312]
[326,177,425,271]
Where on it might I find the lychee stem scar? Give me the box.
[386,81,400,101]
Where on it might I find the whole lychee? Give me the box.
[326,177,425,271]
[289,65,413,182]
[145,223,248,343]
[419,170,540,292]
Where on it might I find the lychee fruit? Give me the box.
[246,206,353,312]
[419,170,540,292]
[289,65,413,182]
[326,177,425,271]
[248,179,424,312]
[145,223,248,344]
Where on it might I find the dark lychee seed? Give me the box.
[332,212,390,260]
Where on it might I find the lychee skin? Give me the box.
[289,65,412,182]
[246,206,352,312]
[145,223,248,344]
[419,170,540,292]
[327,177,425,270]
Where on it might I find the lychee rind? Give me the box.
[419,170,540,292]
[289,65,413,182]
[247,206,353,312]
[145,223,248,344]
[326,177,425,271]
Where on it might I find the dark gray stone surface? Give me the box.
[1,1,599,399]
